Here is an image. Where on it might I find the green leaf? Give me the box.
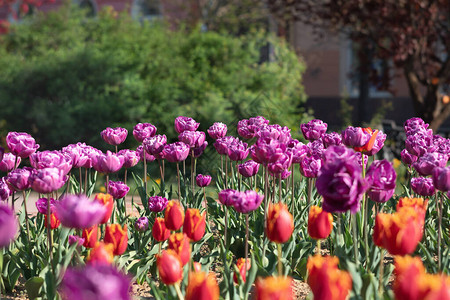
[25,276,44,300]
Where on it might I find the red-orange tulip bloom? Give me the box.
[266,203,294,243]
[152,217,170,242]
[82,225,98,248]
[45,213,60,230]
[372,213,391,248]
[353,128,379,153]
[307,255,352,300]
[87,242,114,265]
[168,233,191,266]
[307,206,333,240]
[185,271,219,300]
[164,200,184,231]
[233,258,251,284]
[396,197,428,212]
[183,208,206,242]
[254,276,294,300]
[104,224,128,256]
[94,193,114,224]
[156,250,183,285]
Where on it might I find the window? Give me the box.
[131,0,161,20]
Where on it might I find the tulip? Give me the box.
[148,195,168,213]
[68,235,85,247]
[413,152,448,176]
[0,178,11,201]
[287,139,308,163]
[341,126,370,148]
[156,250,183,285]
[178,131,206,149]
[6,132,39,158]
[193,262,202,272]
[162,142,190,163]
[238,160,260,177]
[411,177,435,196]
[152,217,171,242]
[82,225,98,248]
[432,166,450,191]
[393,255,427,300]
[62,143,89,168]
[250,138,286,166]
[175,116,200,134]
[233,258,251,284]
[104,224,128,256]
[135,216,149,232]
[301,119,327,141]
[267,152,292,175]
[396,197,428,212]
[100,127,128,146]
[254,276,294,300]
[266,203,294,243]
[185,271,220,300]
[207,122,227,139]
[86,242,114,265]
[183,209,206,242]
[237,116,269,139]
[94,193,114,224]
[0,204,18,248]
[269,169,291,180]
[0,153,20,172]
[107,180,130,199]
[93,151,124,174]
[257,125,291,144]
[404,117,429,134]
[192,141,208,158]
[164,200,184,231]
[232,190,264,214]
[168,233,190,266]
[55,194,106,229]
[81,146,102,169]
[60,264,131,300]
[322,132,343,148]
[218,189,238,206]
[196,174,211,187]
[213,136,236,156]
[45,213,60,229]
[405,132,433,157]
[6,167,32,191]
[29,167,67,194]
[308,206,333,240]
[143,135,167,158]
[299,154,321,178]
[29,150,73,175]
[307,255,352,300]
[117,149,139,168]
[353,127,379,153]
[401,149,418,166]
[228,140,249,161]
[365,131,386,156]
[133,123,157,142]
[366,159,397,203]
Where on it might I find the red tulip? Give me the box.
[183,208,206,242]
[82,225,98,249]
[168,233,190,266]
[353,128,378,153]
[307,206,333,240]
[87,242,114,265]
[254,276,294,300]
[164,200,184,231]
[233,258,251,284]
[45,213,60,230]
[94,193,114,224]
[266,203,294,243]
[152,217,170,242]
[104,224,128,256]
[185,271,219,300]
[156,250,183,285]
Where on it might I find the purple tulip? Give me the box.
[143,135,167,157]
[0,178,11,201]
[62,143,89,168]
[435,137,450,156]
[0,147,3,163]
[256,125,291,144]
[133,123,157,143]
[365,160,396,203]
[135,217,149,232]
[232,190,263,214]
[316,159,368,213]
[117,149,140,168]
[81,146,102,169]
[30,150,73,175]
[68,235,85,247]
[400,149,418,166]
[196,174,211,187]
[341,126,370,148]
[0,153,20,172]
[367,189,395,204]
[29,167,67,194]
[411,177,435,197]
[35,197,56,214]
[213,136,237,156]
[322,132,343,148]
[405,132,432,157]
[6,167,33,191]
[55,194,106,229]
[207,122,227,139]
[404,117,429,135]
[270,169,291,180]
[299,155,322,178]
[321,146,356,165]
[301,119,327,141]
[228,140,249,161]
[148,196,168,212]
[238,160,260,178]
[6,132,39,158]
[432,167,450,192]
[162,142,190,163]
[267,152,292,175]
[218,189,238,206]
[93,151,124,173]
[136,145,156,163]
[101,127,128,146]
[193,141,208,158]
[237,116,269,139]
[287,139,307,164]
[250,138,286,166]
[306,139,325,157]
[365,131,386,156]
[174,116,200,134]
[107,181,130,199]
[412,152,448,176]
[178,131,206,149]
[60,264,131,300]
[0,204,18,248]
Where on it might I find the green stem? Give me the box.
[176,162,181,204]
[22,190,30,245]
[277,243,283,276]
[438,192,443,270]
[317,239,321,254]
[307,178,313,205]
[174,282,185,300]
[291,166,295,218]
[79,168,82,194]
[279,173,282,203]
[245,214,249,282]
[379,249,385,296]
[191,151,195,199]
[225,156,228,189]
[352,213,359,267]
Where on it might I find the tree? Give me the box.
[268,0,450,130]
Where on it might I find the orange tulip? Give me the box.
[168,233,190,266]
[193,262,202,272]
[104,223,128,255]
[353,128,379,153]
[185,271,219,300]
[372,213,391,248]
[45,213,60,230]
[164,200,184,231]
[254,276,294,300]
[307,255,352,300]
[183,208,206,242]
[396,197,428,212]
[94,193,114,224]
[82,225,98,248]
[307,206,333,240]
[152,217,170,242]
[156,250,183,285]
[266,203,294,243]
[233,258,251,284]
[87,242,114,265]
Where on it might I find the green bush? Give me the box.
[0,3,309,150]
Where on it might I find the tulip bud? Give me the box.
[185,272,219,300]
[196,174,212,187]
[152,217,170,242]
[266,203,294,243]
[164,200,184,231]
[254,276,294,300]
[183,209,206,242]
[308,206,333,240]
[156,250,183,285]
[87,242,114,265]
[168,233,190,266]
[45,213,61,230]
[193,262,202,272]
[94,193,114,224]
[233,258,251,284]
[104,224,128,256]
[135,216,149,232]
[82,225,99,248]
